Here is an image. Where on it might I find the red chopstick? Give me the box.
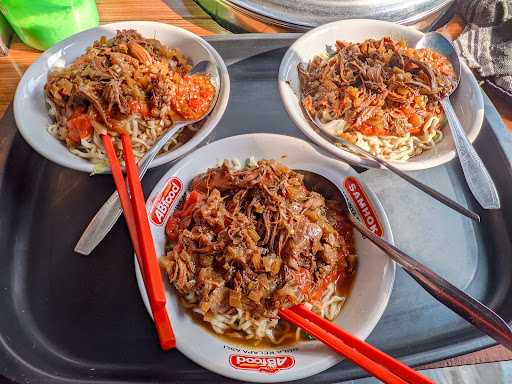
[280,306,433,384]
[101,135,143,274]
[120,134,166,305]
[102,133,175,350]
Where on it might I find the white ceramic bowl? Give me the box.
[278,19,484,171]
[14,21,230,173]
[136,133,395,382]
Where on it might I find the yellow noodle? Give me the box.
[332,114,443,161]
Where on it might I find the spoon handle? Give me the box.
[137,122,187,177]
[298,93,479,222]
[74,123,186,255]
[441,98,501,209]
[333,135,480,222]
[349,215,512,351]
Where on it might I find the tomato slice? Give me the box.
[408,125,422,136]
[127,99,149,118]
[165,191,203,240]
[182,191,201,211]
[165,217,180,240]
[311,267,341,301]
[297,268,313,296]
[67,113,93,143]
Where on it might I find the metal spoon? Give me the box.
[416,32,500,210]
[74,60,221,255]
[300,100,480,222]
[299,169,512,352]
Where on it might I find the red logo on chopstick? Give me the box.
[344,176,383,237]
[150,177,183,226]
[229,354,295,374]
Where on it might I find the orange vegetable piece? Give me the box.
[67,113,93,143]
[128,99,149,118]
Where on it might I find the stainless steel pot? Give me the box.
[195,0,454,32]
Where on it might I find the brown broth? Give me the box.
[187,307,302,349]
[183,267,357,349]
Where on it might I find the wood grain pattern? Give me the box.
[0,0,510,371]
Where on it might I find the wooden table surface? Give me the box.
[0,0,510,373]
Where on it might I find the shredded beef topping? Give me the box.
[160,160,354,319]
[44,29,214,148]
[299,37,456,137]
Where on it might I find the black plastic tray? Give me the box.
[1,34,512,384]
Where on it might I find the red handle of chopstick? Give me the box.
[280,305,434,384]
[120,133,166,306]
[101,135,143,275]
[121,133,175,350]
[279,308,408,384]
[291,305,432,384]
[102,133,175,350]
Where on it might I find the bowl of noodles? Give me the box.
[14,21,229,173]
[137,134,395,382]
[278,19,484,171]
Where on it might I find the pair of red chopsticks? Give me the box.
[101,132,175,350]
[280,305,432,384]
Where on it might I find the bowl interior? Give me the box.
[137,133,395,382]
[14,21,229,173]
[278,19,484,171]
